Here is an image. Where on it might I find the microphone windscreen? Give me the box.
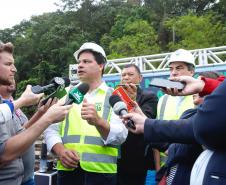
[31,85,44,94]
[109,94,121,107]
[77,83,89,95]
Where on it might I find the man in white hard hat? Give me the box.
[44,42,127,185]
[156,49,196,169]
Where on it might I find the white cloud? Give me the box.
[0,0,60,29]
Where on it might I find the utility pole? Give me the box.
[172,25,175,44]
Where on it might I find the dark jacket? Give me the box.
[144,79,226,185]
[164,109,203,185]
[144,118,195,145]
[144,108,203,185]
[194,79,226,184]
[118,87,158,174]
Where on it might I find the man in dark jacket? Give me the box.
[117,64,158,185]
[156,72,220,185]
[122,75,226,185]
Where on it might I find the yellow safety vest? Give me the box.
[157,95,194,120]
[57,87,118,173]
[157,95,194,165]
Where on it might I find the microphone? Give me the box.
[109,94,136,130]
[31,77,70,94]
[38,77,70,105]
[39,142,47,173]
[112,86,136,112]
[40,87,68,106]
[64,83,89,105]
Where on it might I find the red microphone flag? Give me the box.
[112,86,136,111]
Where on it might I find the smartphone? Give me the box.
[149,78,185,90]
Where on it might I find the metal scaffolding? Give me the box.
[69,46,226,82]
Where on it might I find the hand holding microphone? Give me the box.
[14,85,44,109]
[121,111,146,134]
[109,94,136,130]
[32,77,71,106]
[64,83,89,105]
[41,100,73,123]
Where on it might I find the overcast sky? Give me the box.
[0,0,60,30]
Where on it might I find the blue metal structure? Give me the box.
[69,46,226,93]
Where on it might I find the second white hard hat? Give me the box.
[74,42,106,62]
[168,49,195,66]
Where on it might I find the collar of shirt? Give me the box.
[85,81,108,99]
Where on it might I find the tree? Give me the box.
[164,14,226,50]
[100,3,151,54]
[211,0,226,21]
[108,20,160,58]
[144,0,218,16]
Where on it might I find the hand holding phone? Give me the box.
[149,78,185,90]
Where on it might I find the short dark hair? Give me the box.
[0,42,14,54]
[185,63,195,72]
[78,49,106,76]
[78,49,106,64]
[199,71,220,79]
[123,64,141,75]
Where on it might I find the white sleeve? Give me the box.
[103,111,128,145]
[0,103,12,124]
[44,122,62,152]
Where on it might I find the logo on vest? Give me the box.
[95,103,102,111]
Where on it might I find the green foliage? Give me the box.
[108,20,160,58]
[164,14,226,50]
[32,61,57,84]
[144,0,216,16]
[100,4,151,55]
[16,78,39,118]
[16,78,39,99]
[109,5,150,39]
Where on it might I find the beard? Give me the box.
[0,76,14,86]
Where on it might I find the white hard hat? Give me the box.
[73,42,106,62]
[168,49,195,66]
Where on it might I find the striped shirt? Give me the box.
[166,165,178,185]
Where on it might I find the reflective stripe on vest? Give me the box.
[159,95,169,120]
[157,95,194,166]
[82,153,117,164]
[157,95,194,120]
[62,134,118,149]
[57,87,118,173]
[84,136,118,148]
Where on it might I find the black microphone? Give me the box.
[31,77,70,94]
[64,83,89,105]
[109,94,136,130]
[39,142,47,172]
[40,143,47,160]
